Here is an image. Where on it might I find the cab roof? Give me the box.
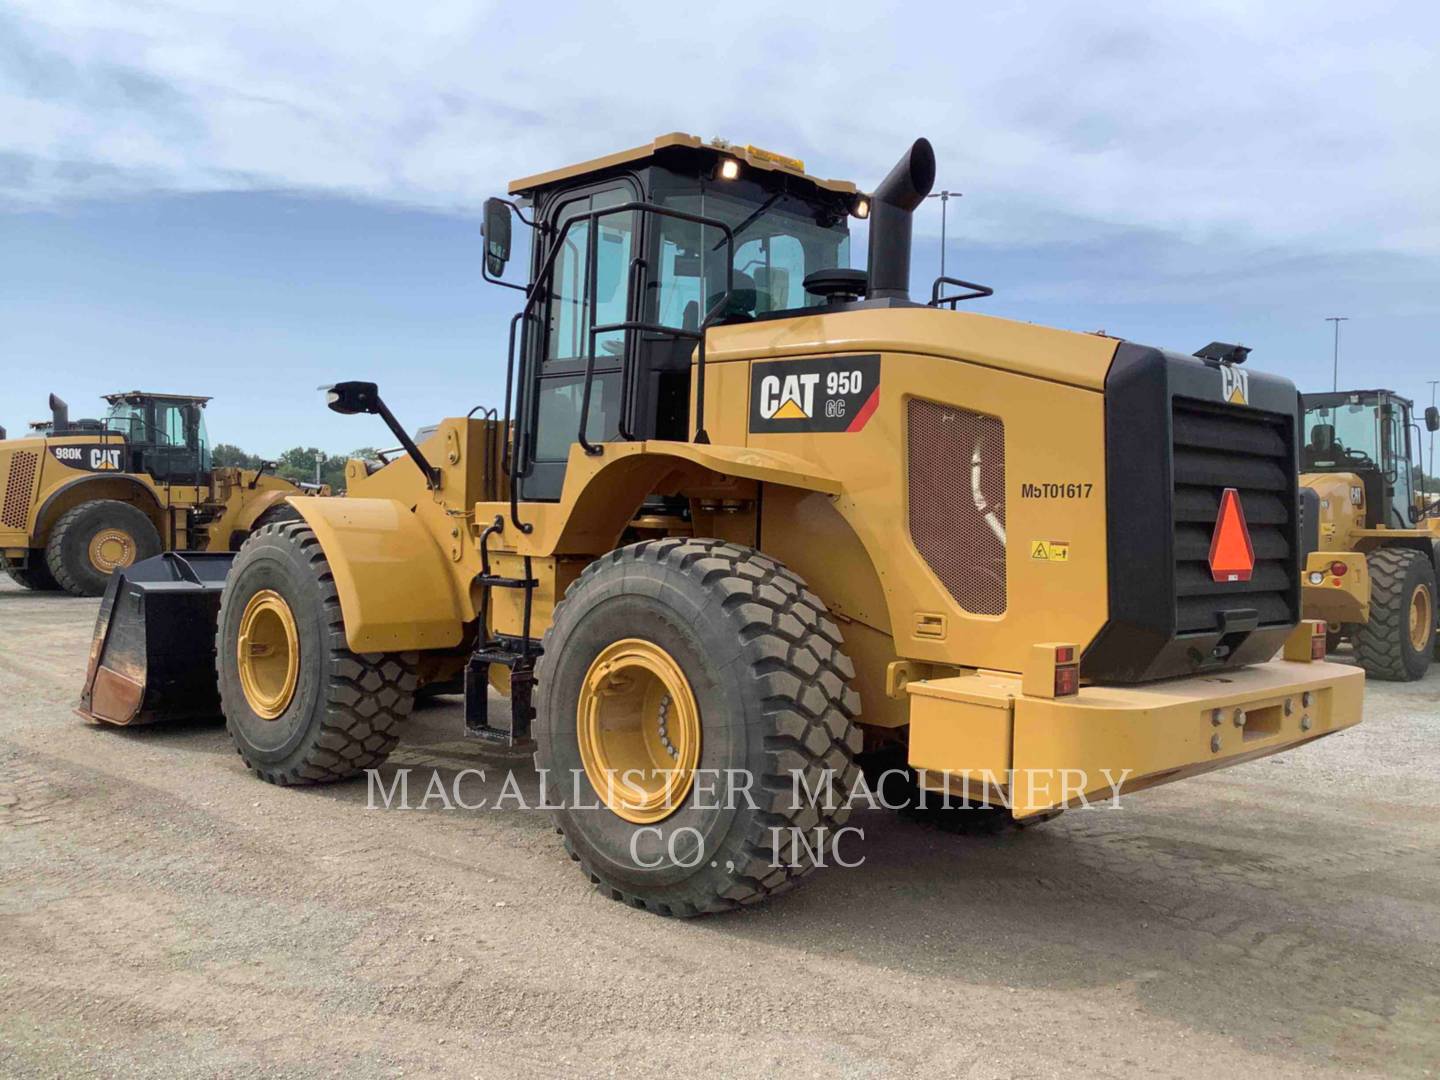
[102,391,212,405]
[508,132,858,198]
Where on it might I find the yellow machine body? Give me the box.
[0,432,305,559]
[308,304,1363,815]
[1298,389,1440,680]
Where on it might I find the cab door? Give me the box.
[1382,401,1416,526]
[145,401,209,485]
[520,180,641,502]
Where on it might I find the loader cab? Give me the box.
[494,134,863,501]
[102,392,213,485]
[1302,390,1429,528]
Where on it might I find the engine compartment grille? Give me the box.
[1171,397,1297,634]
[2,451,38,529]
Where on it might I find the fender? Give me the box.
[514,440,843,556]
[288,496,466,653]
[33,473,164,540]
[231,487,294,534]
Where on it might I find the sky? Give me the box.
[3,0,1439,455]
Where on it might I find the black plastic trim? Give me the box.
[1082,343,1303,683]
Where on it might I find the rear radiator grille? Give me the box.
[907,399,1007,615]
[1171,398,1296,633]
[2,452,37,529]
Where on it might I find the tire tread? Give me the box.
[1354,547,1435,681]
[219,522,417,784]
[544,538,862,916]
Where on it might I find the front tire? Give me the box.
[46,500,162,596]
[218,522,418,784]
[536,538,862,916]
[1355,548,1436,681]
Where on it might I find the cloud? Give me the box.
[2,0,1439,258]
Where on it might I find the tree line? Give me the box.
[213,444,377,493]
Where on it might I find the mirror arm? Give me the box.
[482,259,529,293]
[371,397,441,490]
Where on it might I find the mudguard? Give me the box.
[231,487,295,533]
[288,496,466,652]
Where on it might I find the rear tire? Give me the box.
[1354,548,1436,681]
[46,500,162,596]
[5,555,60,591]
[536,538,862,916]
[218,522,418,784]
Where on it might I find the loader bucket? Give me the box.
[77,552,236,726]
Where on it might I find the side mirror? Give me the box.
[1426,406,1439,432]
[324,381,380,416]
[483,197,512,276]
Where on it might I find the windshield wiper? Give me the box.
[712,192,782,251]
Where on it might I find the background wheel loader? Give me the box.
[0,391,315,596]
[1299,389,1440,680]
[78,133,1363,915]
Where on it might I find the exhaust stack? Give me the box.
[865,138,936,301]
[49,393,69,433]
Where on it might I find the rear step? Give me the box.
[78,551,236,726]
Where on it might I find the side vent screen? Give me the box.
[907,399,1007,615]
[2,452,38,529]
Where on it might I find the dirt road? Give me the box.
[1,577,1437,1078]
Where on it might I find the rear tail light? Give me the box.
[1330,560,1348,577]
[1055,665,1080,696]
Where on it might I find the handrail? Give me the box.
[929,275,994,308]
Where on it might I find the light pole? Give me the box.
[314,449,325,486]
[1325,316,1349,391]
[926,190,960,279]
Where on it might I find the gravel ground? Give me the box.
[1,576,1437,1079]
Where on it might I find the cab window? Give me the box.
[544,188,635,365]
[103,401,146,440]
[650,181,850,327]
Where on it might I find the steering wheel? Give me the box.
[1339,447,1375,470]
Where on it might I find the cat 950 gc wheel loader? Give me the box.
[77,134,1363,915]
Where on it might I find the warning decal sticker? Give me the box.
[1029,540,1070,562]
[748,354,881,434]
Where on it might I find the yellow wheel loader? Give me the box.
[78,134,1363,915]
[0,391,313,596]
[1299,389,1440,680]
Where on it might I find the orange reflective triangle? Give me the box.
[1208,487,1255,582]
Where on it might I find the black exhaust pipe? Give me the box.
[865,138,936,301]
[49,393,69,433]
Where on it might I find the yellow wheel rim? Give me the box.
[237,589,300,719]
[1409,584,1432,652]
[577,638,701,825]
[88,528,137,573]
